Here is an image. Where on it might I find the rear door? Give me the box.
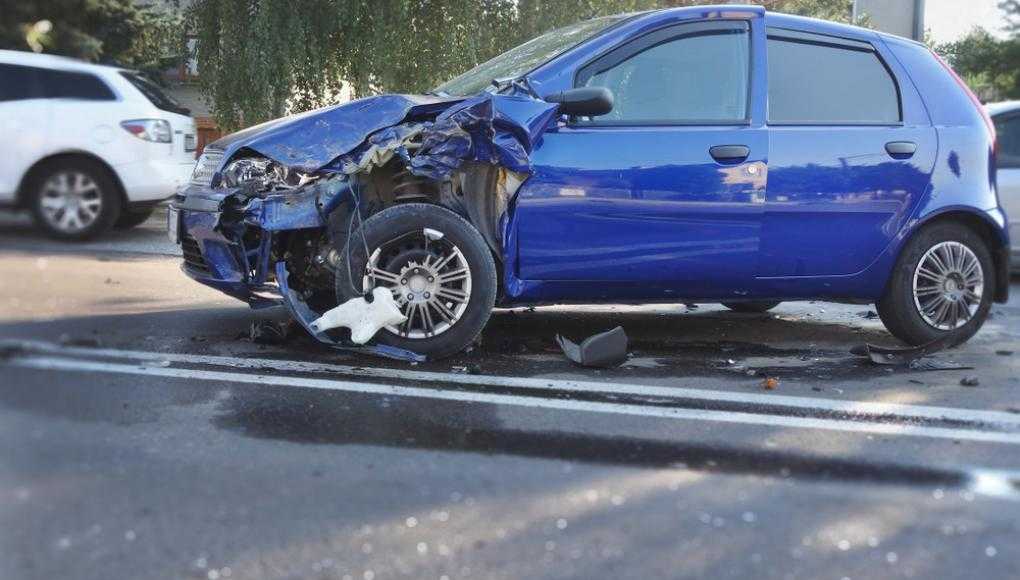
[992,111,1020,261]
[760,28,937,277]
[0,63,51,201]
[513,15,768,298]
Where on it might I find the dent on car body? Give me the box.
[198,90,560,356]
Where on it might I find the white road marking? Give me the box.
[6,339,1020,428]
[8,355,1020,445]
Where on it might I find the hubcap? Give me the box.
[362,229,472,339]
[39,171,102,232]
[912,241,984,331]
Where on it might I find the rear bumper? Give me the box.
[116,158,195,202]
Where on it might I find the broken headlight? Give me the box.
[220,157,288,192]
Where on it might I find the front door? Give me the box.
[512,17,768,300]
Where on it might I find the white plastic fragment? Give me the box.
[309,287,407,344]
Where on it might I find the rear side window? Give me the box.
[577,21,750,124]
[995,114,1020,169]
[37,68,116,100]
[0,63,41,101]
[768,32,900,124]
[120,72,190,115]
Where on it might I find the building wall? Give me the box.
[856,0,926,40]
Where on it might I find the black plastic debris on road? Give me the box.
[851,335,972,371]
[556,326,629,368]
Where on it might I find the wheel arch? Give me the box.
[905,208,1009,302]
[16,151,127,209]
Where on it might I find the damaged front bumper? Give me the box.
[172,176,351,308]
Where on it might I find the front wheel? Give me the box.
[877,222,994,346]
[335,203,497,359]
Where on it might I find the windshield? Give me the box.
[432,14,632,97]
[120,71,191,116]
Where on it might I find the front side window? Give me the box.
[768,33,900,124]
[577,21,750,124]
[37,69,116,101]
[995,114,1020,169]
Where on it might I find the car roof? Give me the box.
[986,101,1020,117]
[0,49,130,75]
[633,5,915,45]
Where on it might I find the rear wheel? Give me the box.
[335,203,497,359]
[877,222,994,346]
[722,301,781,313]
[28,159,121,241]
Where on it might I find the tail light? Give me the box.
[121,119,172,143]
[931,51,996,146]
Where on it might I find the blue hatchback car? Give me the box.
[172,6,1009,359]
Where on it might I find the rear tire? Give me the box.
[722,300,781,313]
[27,158,121,241]
[335,203,497,359]
[115,206,156,230]
[877,222,994,346]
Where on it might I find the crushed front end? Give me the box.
[169,91,559,357]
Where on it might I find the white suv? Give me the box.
[0,50,196,240]
[987,101,1020,269]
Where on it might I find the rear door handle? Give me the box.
[885,141,917,158]
[710,145,750,163]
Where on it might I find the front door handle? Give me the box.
[710,145,750,163]
[885,141,917,158]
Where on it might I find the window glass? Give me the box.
[768,37,900,124]
[580,22,750,123]
[120,71,190,115]
[0,63,40,101]
[37,69,115,101]
[995,114,1020,169]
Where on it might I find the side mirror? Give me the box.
[543,87,614,117]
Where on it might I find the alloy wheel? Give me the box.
[362,229,472,339]
[38,171,103,233]
[912,241,984,330]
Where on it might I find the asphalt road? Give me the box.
[2,208,1019,580]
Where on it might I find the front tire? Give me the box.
[877,222,994,346]
[335,203,497,359]
[28,159,121,241]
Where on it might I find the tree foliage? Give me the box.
[190,0,858,131]
[0,0,187,77]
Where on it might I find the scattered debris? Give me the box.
[851,336,964,369]
[309,287,407,345]
[996,350,1014,356]
[960,376,981,387]
[249,320,293,345]
[556,326,628,368]
[857,310,879,319]
[452,364,482,375]
[761,377,780,390]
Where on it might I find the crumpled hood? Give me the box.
[207,92,561,178]
[209,94,461,173]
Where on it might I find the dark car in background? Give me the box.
[171,5,1009,359]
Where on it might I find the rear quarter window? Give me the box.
[767,32,900,124]
[885,37,984,128]
[994,114,1020,169]
[37,68,116,101]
